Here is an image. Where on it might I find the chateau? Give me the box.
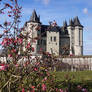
[22,10,83,56]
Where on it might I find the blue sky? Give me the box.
[1,0,92,55]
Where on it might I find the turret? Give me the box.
[23,10,41,55]
[67,19,75,55]
[30,9,40,23]
[63,20,67,28]
[74,16,83,55]
[69,19,74,26]
[63,20,68,35]
[74,16,83,27]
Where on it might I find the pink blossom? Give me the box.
[34,67,38,71]
[32,47,34,52]
[1,38,8,46]
[59,89,64,92]
[14,39,17,44]
[0,66,6,71]
[69,54,74,56]
[22,88,25,92]
[56,88,58,92]
[15,64,19,67]
[31,86,35,92]
[11,49,16,53]
[42,84,46,91]
[44,77,47,81]
[18,38,23,44]
[8,54,12,57]
[26,43,31,49]
[81,88,88,92]
[77,85,82,89]
[8,15,11,17]
[0,64,8,71]
[40,48,43,51]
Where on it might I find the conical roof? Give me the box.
[74,16,83,27]
[69,19,74,26]
[63,20,67,27]
[30,9,40,23]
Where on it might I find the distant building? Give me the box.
[22,10,83,56]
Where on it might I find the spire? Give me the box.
[30,9,40,23]
[74,16,83,27]
[63,20,67,27]
[69,19,74,26]
[62,20,68,35]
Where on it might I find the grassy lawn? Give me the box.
[53,71,92,91]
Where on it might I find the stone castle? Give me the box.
[22,10,83,56]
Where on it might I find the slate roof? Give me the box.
[30,9,40,23]
[69,19,74,26]
[63,20,67,28]
[73,16,83,27]
[68,16,83,27]
[40,25,68,37]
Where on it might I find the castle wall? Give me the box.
[74,26,83,55]
[57,56,92,71]
[46,31,59,55]
[37,37,46,53]
[22,22,40,54]
[60,36,70,55]
[67,26,74,55]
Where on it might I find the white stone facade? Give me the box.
[22,10,83,56]
[67,25,83,55]
[47,31,59,55]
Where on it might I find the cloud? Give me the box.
[35,0,50,5]
[83,8,88,14]
[43,0,50,5]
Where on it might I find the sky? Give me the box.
[1,0,92,55]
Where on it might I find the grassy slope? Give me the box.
[53,71,92,91]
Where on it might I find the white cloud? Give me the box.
[35,0,50,5]
[83,8,88,14]
[43,0,50,5]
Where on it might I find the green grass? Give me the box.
[54,71,92,82]
[53,71,92,91]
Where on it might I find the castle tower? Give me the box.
[74,16,83,55]
[63,20,67,28]
[67,19,75,55]
[23,10,41,54]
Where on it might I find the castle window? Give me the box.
[54,37,56,42]
[38,40,39,45]
[43,40,46,45]
[51,37,52,41]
